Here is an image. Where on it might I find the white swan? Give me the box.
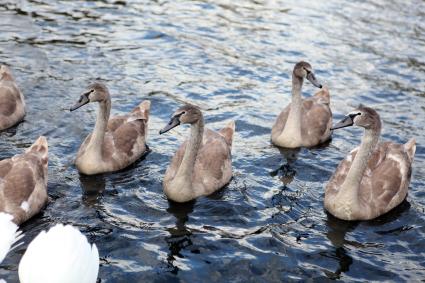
[0,212,22,264]
[19,224,99,283]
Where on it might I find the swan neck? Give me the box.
[285,75,303,136]
[291,74,303,99]
[88,99,111,153]
[341,127,380,197]
[176,117,204,182]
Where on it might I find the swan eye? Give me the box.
[349,112,362,119]
[82,89,94,99]
[175,111,186,118]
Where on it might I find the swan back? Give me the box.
[0,136,48,225]
[404,138,416,162]
[300,86,332,146]
[19,224,99,283]
[0,212,22,264]
[219,120,235,147]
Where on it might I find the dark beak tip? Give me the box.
[160,117,180,135]
[319,84,323,88]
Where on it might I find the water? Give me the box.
[0,0,424,281]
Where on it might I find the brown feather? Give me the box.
[113,122,141,157]
[271,86,332,147]
[75,98,150,175]
[0,136,48,224]
[0,66,25,130]
[218,120,235,147]
[165,128,233,199]
[326,141,413,220]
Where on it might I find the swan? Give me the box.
[0,136,48,225]
[159,104,235,202]
[70,82,150,175]
[325,106,416,220]
[271,61,332,148]
[19,224,99,283]
[0,65,25,130]
[0,213,22,264]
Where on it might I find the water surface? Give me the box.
[0,0,424,282]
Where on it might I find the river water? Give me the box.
[0,0,424,282]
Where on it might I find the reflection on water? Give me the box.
[278,147,300,165]
[323,200,413,280]
[322,246,354,280]
[0,0,425,281]
[80,174,106,205]
[326,214,358,248]
[166,201,195,275]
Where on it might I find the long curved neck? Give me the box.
[87,99,111,153]
[285,74,303,139]
[175,117,204,182]
[340,127,380,199]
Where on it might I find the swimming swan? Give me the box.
[19,224,99,283]
[271,61,332,148]
[0,136,48,225]
[70,82,150,175]
[160,104,234,202]
[0,65,25,131]
[325,106,416,220]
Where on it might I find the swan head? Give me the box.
[70,82,110,111]
[0,65,14,81]
[293,61,322,88]
[159,104,202,134]
[331,105,381,131]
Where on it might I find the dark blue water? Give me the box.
[0,0,424,281]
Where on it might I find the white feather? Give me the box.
[18,224,99,283]
[0,212,22,264]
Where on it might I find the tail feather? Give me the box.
[131,100,150,121]
[404,138,416,163]
[314,85,330,104]
[219,120,235,148]
[26,136,48,166]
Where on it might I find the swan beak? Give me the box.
[70,94,90,111]
[306,72,322,88]
[159,116,180,134]
[331,115,354,130]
